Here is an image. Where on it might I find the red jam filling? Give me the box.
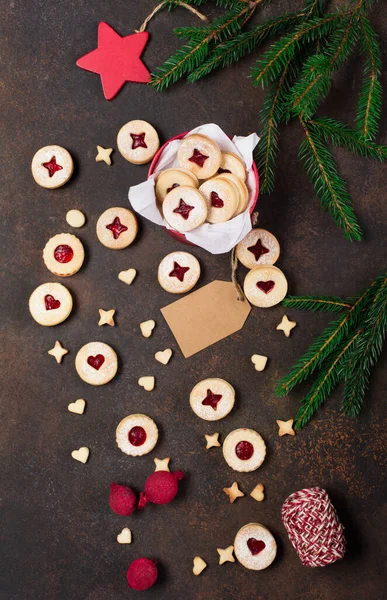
[247,538,266,556]
[106,216,128,240]
[167,183,180,194]
[210,191,224,208]
[128,426,147,446]
[130,132,147,150]
[256,280,275,294]
[44,294,61,311]
[173,199,194,220]
[87,354,105,370]
[54,244,74,263]
[169,261,190,282]
[248,238,270,262]
[235,440,254,460]
[218,167,231,174]
[202,389,222,410]
[42,156,63,177]
[189,148,208,168]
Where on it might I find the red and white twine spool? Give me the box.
[281,487,346,567]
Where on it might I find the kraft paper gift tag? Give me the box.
[161,280,251,358]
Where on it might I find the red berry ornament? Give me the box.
[138,470,184,509]
[109,483,137,516]
[127,558,158,591]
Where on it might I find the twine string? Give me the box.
[136,1,209,33]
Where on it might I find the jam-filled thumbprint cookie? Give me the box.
[75,342,118,385]
[116,414,158,456]
[162,186,207,232]
[29,282,73,326]
[96,207,138,249]
[177,134,221,179]
[158,251,200,294]
[243,265,288,308]
[43,233,84,277]
[190,378,235,421]
[31,145,73,189]
[236,229,280,270]
[117,120,159,165]
[222,428,266,472]
[234,523,277,570]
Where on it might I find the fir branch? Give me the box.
[303,0,326,18]
[283,295,353,313]
[299,118,363,241]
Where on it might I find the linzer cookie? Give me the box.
[96,207,138,249]
[218,152,246,181]
[234,523,277,570]
[158,251,200,294]
[236,229,280,269]
[155,168,198,204]
[244,265,288,308]
[117,120,159,164]
[162,186,207,232]
[43,233,84,277]
[177,134,221,179]
[199,178,238,223]
[190,378,235,421]
[116,414,158,456]
[31,145,73,189]
[29,282,73,326]
[75,342,118,385]
[222,428,266,472]
[216,172,249,217]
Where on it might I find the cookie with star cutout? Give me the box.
[177,134,221,179]
[158,251,201,294]
[29,282,73,326]
[236,229,280,270]
[117,120,159,165]
[75,342,118,386]
[96,207,138,249]
[43,233,85,277]
[31,145,74,189]
[162,186,207,232]
[190,378,235,421]
[243,265,288,308]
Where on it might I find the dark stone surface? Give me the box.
[1,1,386,599]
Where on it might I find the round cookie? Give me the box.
[162,186,207,232]
[116,414,158,456]
[243,265,288,308]
[29,282,73,326]
[218,152,246,181]
[158,251,200,294]
[190,378,235,421]
[43,233,84,277]
[117,120,159,165]
[31,145,73,189]
[66,209,86,228]
[222,428,266,472]
[177,134,221,179]
[199,177,238,223]
[75,342,118,386]
[234,523,277,571]
[96,207,138,250]
[216,172,249,217]
[155,168,198,205]
[236,229,280,269]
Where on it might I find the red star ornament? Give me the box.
[76,22,150,100]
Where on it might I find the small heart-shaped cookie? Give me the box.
[71,447,89,463]
[193,556,207,576]
[140,320,155,338]
[68,399,86,414]
[250,483,265,502]
[155,348,172,365]
[251,354,268,372]
[138,376,155,391]
[118,268,137,285]
[117,527,132,544]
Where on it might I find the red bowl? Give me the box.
[148,131,260,245]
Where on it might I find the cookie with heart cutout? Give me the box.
[218,152,246,181]
[243,265,288,308]
[216,172,249,217]
[222,428,266,472]
[96,207,138,250]
[158,251,201,294]
[177,134,221,179]
[117,120,159,165]
[199,177,239,224]
[155,168,198,205]
[236,228,280,270]
[190,378,235,421]
[234,523,277,570]
[29,282,73,326]
[43,233,85,277]
[75,342,118,386]
[116,414,158,456]
[31,145,73,189]
[162,186,207,232]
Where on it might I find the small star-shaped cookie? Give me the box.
[223,482,244,503]
[276,315,297,337]
[154,457,170,472]
[205,432,221,450]
[276,419,296,437]
[98,308,115,326]
[96,145,113,165]
[217,545,235,565]
[48,340,68,364]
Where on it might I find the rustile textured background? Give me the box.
[1,1,386,599]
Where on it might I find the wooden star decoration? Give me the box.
[276,314,297,337]
[276,419,296,437]
[95,145,113,165]
[48,341,68,364]
[217,545,235,565]
[205,432,221,450]
[154,457,170,472]
[98,309,115,326]
[223,482,244,503]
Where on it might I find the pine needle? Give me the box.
[283,295,353,313]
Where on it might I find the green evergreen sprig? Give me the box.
[276,273,387,429]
